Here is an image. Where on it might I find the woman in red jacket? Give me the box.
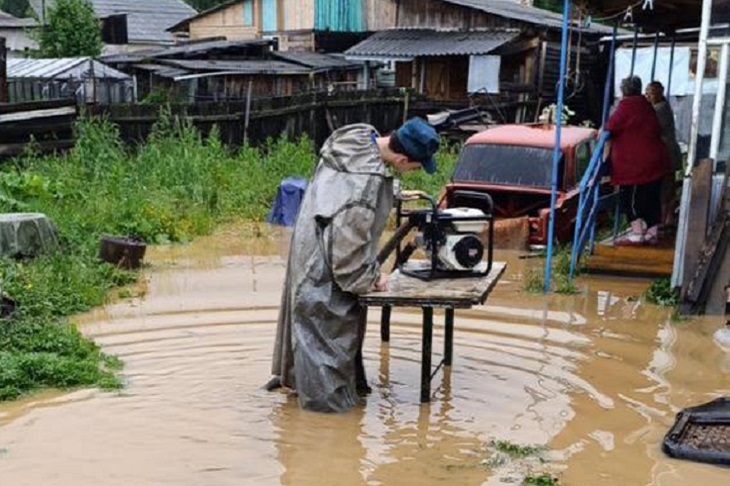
[605,76,670,245]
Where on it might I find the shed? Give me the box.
[6,57,133,104]
[346,29,520,101]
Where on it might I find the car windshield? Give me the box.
[452,144,562,189]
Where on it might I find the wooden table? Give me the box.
[360,261,506,403]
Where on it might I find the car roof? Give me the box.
[465,124,597,150]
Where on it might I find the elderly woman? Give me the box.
[604,76,670,245]
[646,80,683,228]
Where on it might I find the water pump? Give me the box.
[377,191,494,281]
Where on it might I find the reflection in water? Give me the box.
[272,400,368,486]
[0,224,728,486]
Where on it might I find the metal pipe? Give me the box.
[602,24,618,125]
[667,36,676,97]
[710,43,729,162]
[672,0,714,289]
[544,0,571,293]
[630,28,639,76]
[651,32,660,81]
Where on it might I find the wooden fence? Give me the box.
[88,89,409,149]
[0,90,409,159]
[0,99,78,158]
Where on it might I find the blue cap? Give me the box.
[395,118,441,174]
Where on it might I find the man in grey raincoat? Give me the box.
[269,118,441,413]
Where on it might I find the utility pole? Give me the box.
[0,37,8,103]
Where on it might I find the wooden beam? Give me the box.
[0,106,79,124]
[681,159,714,295]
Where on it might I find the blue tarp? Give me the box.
[267,177,309,227]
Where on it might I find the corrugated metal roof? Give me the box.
[442,0,614,34]
[30,0,196,44]
[271,52,362,70]
[100,39,273,64]
[345,29,519,59]
[134,63,191,79]
[0,10,36,28]
[7,57,131,80]
[160,59,312,75]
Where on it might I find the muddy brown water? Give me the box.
[0,224,728,486]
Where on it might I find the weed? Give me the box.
[645,278,680,307]
[492,440,545,459]
[523,247,581,295]
[523,473,560,486]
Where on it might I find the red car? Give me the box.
[440,124,599,246]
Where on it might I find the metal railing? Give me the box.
[569,131,614,279]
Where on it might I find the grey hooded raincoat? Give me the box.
[272,124,393,413]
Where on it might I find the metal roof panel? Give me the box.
[345,29,519,58]
[7,57,131,80]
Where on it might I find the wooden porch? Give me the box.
[583,233,676,278]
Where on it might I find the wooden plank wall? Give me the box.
[395,0,524,30]
[0,99,78,158]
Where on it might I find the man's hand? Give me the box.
[374,274,389,292]
[399,190,429,201]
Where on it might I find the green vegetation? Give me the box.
[0,116,319,401]
[524,247,581,295]
[34,0,102,58]
[645,278,680,307]
[493,440,545,459]
[400,142,460,198]
[523,474,560,486]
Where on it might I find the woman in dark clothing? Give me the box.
[605,76,671,245]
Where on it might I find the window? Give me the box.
[453,144,560,189]
[243,0,254,27]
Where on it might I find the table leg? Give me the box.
[381,305,391,342]
[444,307,454,366]
[421,306,433,403]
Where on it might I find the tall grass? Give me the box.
[0,116,317,401]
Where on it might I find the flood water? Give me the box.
[0,224,728,486]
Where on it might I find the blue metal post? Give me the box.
[602,24,618,125]
[667,36,676,97]
[630,28,639,76]
[544,0,572,293]
[651,32,660,81]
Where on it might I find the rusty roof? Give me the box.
[466,124,597,150]
[345,29,519,59]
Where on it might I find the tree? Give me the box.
[36,0,102,58]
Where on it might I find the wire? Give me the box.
[590,0,645,24]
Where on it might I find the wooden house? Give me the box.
[168,0,396,51]
[345,0,614,123]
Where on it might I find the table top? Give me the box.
[360,261,507,309]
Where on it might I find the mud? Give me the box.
[0,223,728,486]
